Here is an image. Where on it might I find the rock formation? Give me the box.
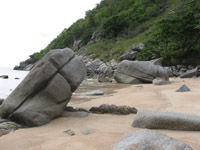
[114,60,169,84]
[132,110,200,131]
[0,48,86,127]
[113,129,193,150]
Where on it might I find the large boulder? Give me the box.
[0,48,86,126]
[113,129,193,150]
[132,110,200,131]
[114,60,169,84]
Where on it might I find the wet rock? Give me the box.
[0,48,86,127]
[0,119,22,137]
[89,104,137,115]
[132,109,200,131]
[80,129,94,135]
[85,90,104,96]
[63,129,75,136]
[176,84,190,92]
[0,75,9,79]
[113,129,193,150]
[114,60,169,84]
[153,77,170,85]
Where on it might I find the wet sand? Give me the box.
[0,78,200,150]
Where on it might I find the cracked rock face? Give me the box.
[0,48,86,127]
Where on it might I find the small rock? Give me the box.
[176,84,190,92]
[135,86,143,89]
[80,129,94,135]
[89,104,137,115]
[0,75,9,79]
[113,129,193,150]
[132,43,144,51]
[85,90,104,96]
[153,77,170,85]
[14,77,20,80]
[63,129,75,136]
[119,50,138,61]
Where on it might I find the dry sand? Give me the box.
[0,78,200,150]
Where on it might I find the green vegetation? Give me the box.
[27,0,200,66]
[138,0,200,65]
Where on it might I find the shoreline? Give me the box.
[0,78,200,149]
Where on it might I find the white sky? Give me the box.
[0,0,101,67]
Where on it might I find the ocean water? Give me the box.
[0,67,29,99]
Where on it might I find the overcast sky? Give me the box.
[0,0,101,67]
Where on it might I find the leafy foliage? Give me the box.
[28,0,169,63]
[138,0,200,65]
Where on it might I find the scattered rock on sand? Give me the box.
[113,129,193,150]
[153,77,170,85]
[80,129,94,135]
[132,109,200,131]
[0,119,22,137]
[63,129,75,136]
[0,48,86,127]
[0,75,9,79]
[89,104,137,115]
[176,84,190,92]
[85,90,104,96]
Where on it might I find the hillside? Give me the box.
[26,0,199,66]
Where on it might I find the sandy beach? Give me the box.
[0,78,200,150]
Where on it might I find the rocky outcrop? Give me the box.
[180,67,200,78]
[84,57,116,79]
[114,60,169,84]
[0,48,86,127]
[14,61,35,71]
[89,104,137,115]
[113,129,193,150]
[132,110,200,131]
[119,50,137,61]
[119,43,144,61]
